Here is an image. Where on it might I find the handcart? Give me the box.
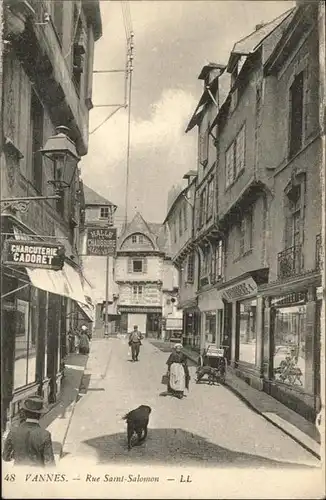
[196,344,227,385]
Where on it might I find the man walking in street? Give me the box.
[2,395,55,467]
[128,325,143,362]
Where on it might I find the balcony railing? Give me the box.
[277,244,302,279]
[316,234,322,271]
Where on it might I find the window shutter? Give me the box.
[128,258,133,273]
[143,258,147,273]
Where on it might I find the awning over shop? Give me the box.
[12,227,88,304]
[77,301,95,322]
[26,264,88,304]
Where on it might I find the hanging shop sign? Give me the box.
[222,277,257,302]
[271,291,307,307]
[86,227,117,256]
[3,239,65,270]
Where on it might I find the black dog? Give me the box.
[207,367,220,385]
[196,366,220,385]
[122,405,152,450]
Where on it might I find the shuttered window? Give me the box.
[128,258,147,273]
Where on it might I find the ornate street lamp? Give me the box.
[39,126,81,193]
[0,126,80,213]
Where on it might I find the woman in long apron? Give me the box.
[166,343,190,399]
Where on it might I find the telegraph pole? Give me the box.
[104,209,116,337]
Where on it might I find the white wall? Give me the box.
[81,255,118,303]
[119,283,161,306]
[128,314,146,333]
[115,255,163,282]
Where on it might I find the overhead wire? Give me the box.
[89,2,132,136]
[90,105,125,135]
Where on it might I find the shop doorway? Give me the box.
[223,302,232,363]
[146,313,161,338]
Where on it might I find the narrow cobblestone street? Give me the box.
[61,338,319,469]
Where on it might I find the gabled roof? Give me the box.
[183,169,198,179]
[117,212,165,252]
[185,73,222,133]
[227,8,295,72]
[83,184,116,207]
[198,63,226,81]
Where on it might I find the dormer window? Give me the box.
[100,207,109,219]
[132,235,137,243]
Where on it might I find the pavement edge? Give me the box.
[44,355,90,464]
[181,348,321,460]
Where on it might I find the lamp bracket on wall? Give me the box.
[0,195,61,214]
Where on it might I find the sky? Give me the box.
[81,0,294,225]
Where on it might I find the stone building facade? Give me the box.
[114,213,178,337]
[163,171,200,348]
[164,2,324,422]
[79,184,118,337]
[0,0,101,431]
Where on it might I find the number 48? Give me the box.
[4,474,16,482]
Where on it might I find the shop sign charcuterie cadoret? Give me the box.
[3,239,65,270]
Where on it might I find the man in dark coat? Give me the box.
[128,325,143,361]
[2,395,55,467]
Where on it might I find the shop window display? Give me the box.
[238,299,257,365]
[14,298,37,389]
[273,305,306,388]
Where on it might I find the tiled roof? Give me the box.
[83,184,115,206]
[231,8,294,57]
[118,213,167,252]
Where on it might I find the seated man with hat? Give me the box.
[2,395,55,467]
